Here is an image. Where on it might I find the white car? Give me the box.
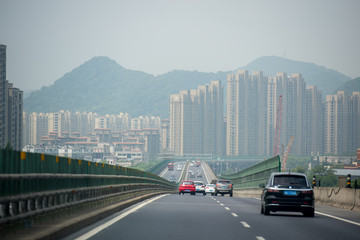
[177,165,182,171]
[194,181,206,195]
[205,184,216,195]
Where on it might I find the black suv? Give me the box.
[260,172,314,217]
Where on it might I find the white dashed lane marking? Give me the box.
[224,207,230,211]
[231,213,238,217]
[240,221,251,228]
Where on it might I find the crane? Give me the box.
[273,95,282,157]
[281,136,294,172]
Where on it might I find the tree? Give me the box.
[308,165,337,187]
[291,166,306,174]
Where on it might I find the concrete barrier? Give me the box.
[314,187,360,211]
[233,188,262,199]
[234,187,360,211]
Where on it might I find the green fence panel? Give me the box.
[0,149,176,196]
[220,155,281,189]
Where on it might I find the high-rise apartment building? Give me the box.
[0,45,8,149]
[325,91,360,155]
[228,70,323,157]
[24,112,49,146]
[305,86,324,155]
[0,44,23,150]
[8,84,23,150]
[226,70,267,156]
[170,81,224,156]
[348,92,360,153]
[325,91,346,155]
[160,119,170,152]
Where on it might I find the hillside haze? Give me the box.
[242,56,351,95]
[24,56,351,118]
[336,77,360,94]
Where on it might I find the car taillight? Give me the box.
[267,189,280,193]
[230,184,232,188]
[302,190,313,194]
[216,184,218,188]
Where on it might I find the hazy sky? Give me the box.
[1,0,359,91]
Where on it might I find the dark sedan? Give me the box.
[260,172,315,217]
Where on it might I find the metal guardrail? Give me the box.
[0,173,175,196]
[0,173,176,224]
[0,150,177,225]
[220,156,281,189]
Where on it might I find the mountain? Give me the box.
[24,57,227,118]
[336,77,360,94]
[25,57,155,116]
[24,56,352,118]
[241,56,351,95]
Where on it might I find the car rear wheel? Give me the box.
[203,192,206,195]
[303,209,314,217]
[230,191,233,197]
[264,206,270,215]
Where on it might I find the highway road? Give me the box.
[63,163,360,240]
[160,161,213,184]
[65,194,360,240]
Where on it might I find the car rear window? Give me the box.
[182,181,193,185]
[218,180,231,184]
[194,182,203,186]
[272,175,308,188]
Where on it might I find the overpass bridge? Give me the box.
[1,150,360,239]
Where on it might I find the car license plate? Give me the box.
[284,190,297,196]
[222,186,227,189]
[185,190,190,192]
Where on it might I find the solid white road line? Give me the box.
[159,167,168,178]
[75,194,168,240]
[315,211,360,227]
[231,213,238,217]
[201,164,210,184]
[240,221,251,228]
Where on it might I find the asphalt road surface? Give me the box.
[64,193,360,240]
[63,163,360,240]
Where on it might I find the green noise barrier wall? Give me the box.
[220,155,281,189]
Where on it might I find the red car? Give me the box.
[179,180,196,195]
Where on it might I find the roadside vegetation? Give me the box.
[287,156,338,187]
